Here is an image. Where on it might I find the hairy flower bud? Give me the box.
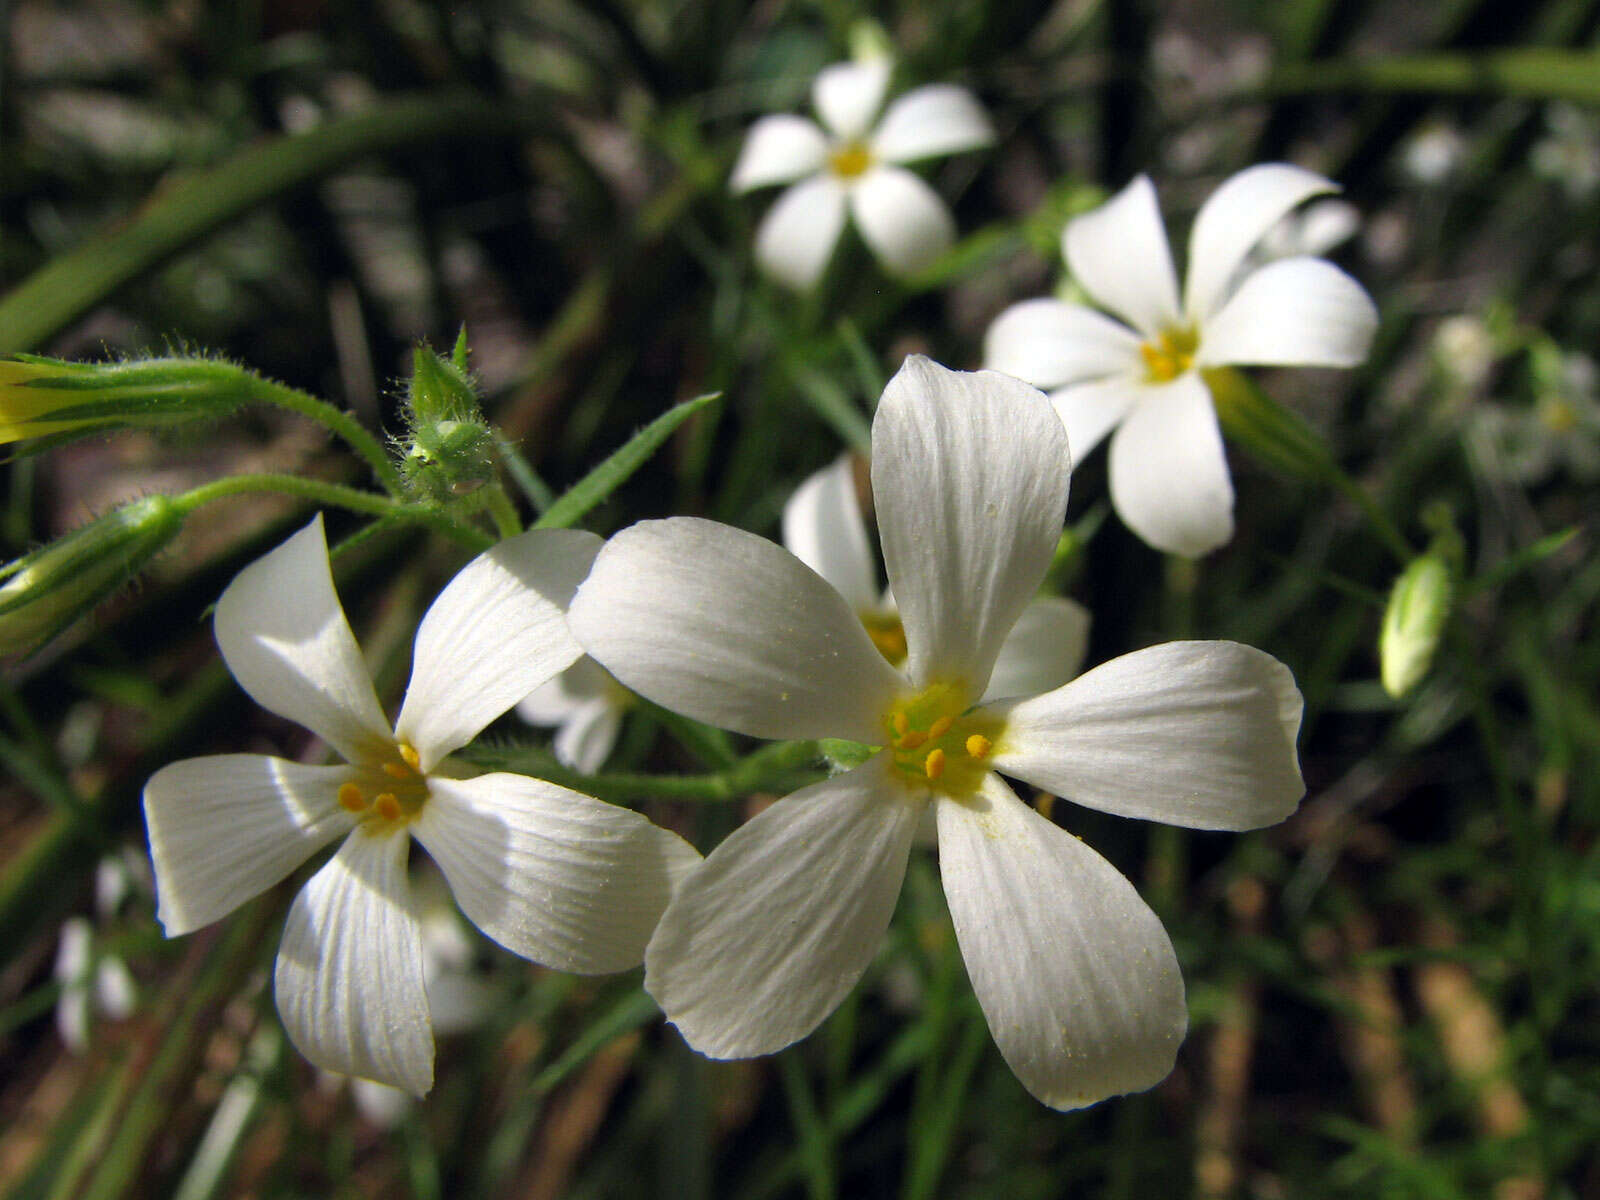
[0,496,183,655]
[1380,554,1454,698]
[398,336,496,503]
[0,354,255,446]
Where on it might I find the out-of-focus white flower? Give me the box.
[730,56,993,290]
[570,357,1305,1111]
[144,515,699,1095]
[1469,351,1600,483]
[1530,104,1600,199]
[54,917,136,1052]
[516,657,633,774]
[782,453,1089,700]
[1432,315,1499,393]
[1256,198,1360,262]
[1401,122,1466,186]
[984,164,1378,556]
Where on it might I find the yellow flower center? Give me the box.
[1139,325,1199,383]
[860,608,908,666]
[882,682,1003,799]
[829,142,874,180]
[1539,396,1578,433]
[337,741,428,829]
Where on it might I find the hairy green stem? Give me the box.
[242,377,404,495]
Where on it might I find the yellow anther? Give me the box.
[896,730,928,750]
[928,715,953,739]
[382,760,411,780]
[374,794,402,822]
[399,743,422,771]
[1139,326,1198,384]
[337,783,367,812]
[966,734,992,758]
[924,748,947,781]
[892,711,909,737]
[829,143,873,179]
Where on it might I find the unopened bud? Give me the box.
[1380,554,1453,698]
[0,496,183,655]
[0,354,255,446]
[399,338,495,503]
[848,20,894,64]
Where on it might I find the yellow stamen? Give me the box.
[966,734,992,758]
[829,142,873,179]
[895,730,928,750]
[374,794,402,822]
[882,681,1005,798]
[927,715,953,739]
[382,760,411,780]
[338,783,367,812]
[1139,326,1199,384]
[398,743,421,771]
[892,711,909,737]
[924,748,946,781]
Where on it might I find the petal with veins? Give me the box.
[1063,176,1181,337]
[782,454,878,612]
[1107,372,1234,557]
[982,596,1091,703]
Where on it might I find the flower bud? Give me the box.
[1380,554,1454,698]
[0,496,184,655]
[398,338,495,503]
[0,354,255,446]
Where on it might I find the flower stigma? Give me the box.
[336,742,429,829]
[882,682,1003,799]
[1139,325,1199,383]
[829,142,874,180]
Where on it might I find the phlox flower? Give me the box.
[984,164,1378,557]
[144,515,699,1095]
[570,357,1305,1110]
[782,453,1089,700]
[516,656,633,773]
[731,56,993,290]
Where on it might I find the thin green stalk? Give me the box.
[778,1052,837,1200]
[243,376,404,495]
[481,482,524,538]
[465,738,825,803]
[171,474,492,551]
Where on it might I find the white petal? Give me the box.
[870,84,994,163]
[981,596,1090,703]
[982,298,1143,391]
[991,640,1305,829]
[644,758,919,1057]
[1106,372,1234,557]
[351,1078,412,1128]
[1184,163,1338,321]
[1198,257,1378,369]
[781,454,877,611]
[731,115,829,193]
[755,176,848,291]
[516,656,613,724]
[57,987,89,1052]
[849,166,955,278]
[873,357,1069,693]
[415,775,699,974]
[144,755,355,936]
[214,516,391,766]
[275,829,433,1096]
[570,517,904,743]
[396,528,601,770]
[552,698,624,773]
[1047,376,1142,461]
[937,777,1187,1110]
[812,58,891,141]
[1063,176,1180,337]
[95,957,137,1020]
[1258,198,1360,260]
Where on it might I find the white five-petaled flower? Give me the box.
[143,515,699,1095]
[516,656,633,774]
[984,163,1379,557]
[731,56,994,291]
[570,356,1306,1111]
[783,453,1090,700]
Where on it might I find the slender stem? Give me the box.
[482,482,523,538]
[243,377,404,495]
[170,473,492,551]
[464,738,826,803]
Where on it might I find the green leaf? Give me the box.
[534,391,720,530]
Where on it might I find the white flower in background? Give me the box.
[984,163,1378,557]
[516,656,633,773]
[1401,121,1466,185]
[783,453,1090,699]
[1531,104,1600,199]
[54,916,136,1052]
[144,515,699,1095]
[1255,197,1360,262]
[730,56,994,290]
[1469,351,1600,483]
[570,357,1305,1111]
[1431,314,1499,394]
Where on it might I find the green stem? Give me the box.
[482,482,523,538]
[464,738,825,803]
[243,377,404,495]
[171,474,491,551]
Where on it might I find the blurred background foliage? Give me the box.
[0,0,1597,1197]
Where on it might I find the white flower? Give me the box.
[570,357,1305,1110]
[54,916,136,1053]
[516,656,632,774]
[731,56,994,290]
[143,515,700,1095]
[782,453,1089,700]
[984,164,1378,557]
